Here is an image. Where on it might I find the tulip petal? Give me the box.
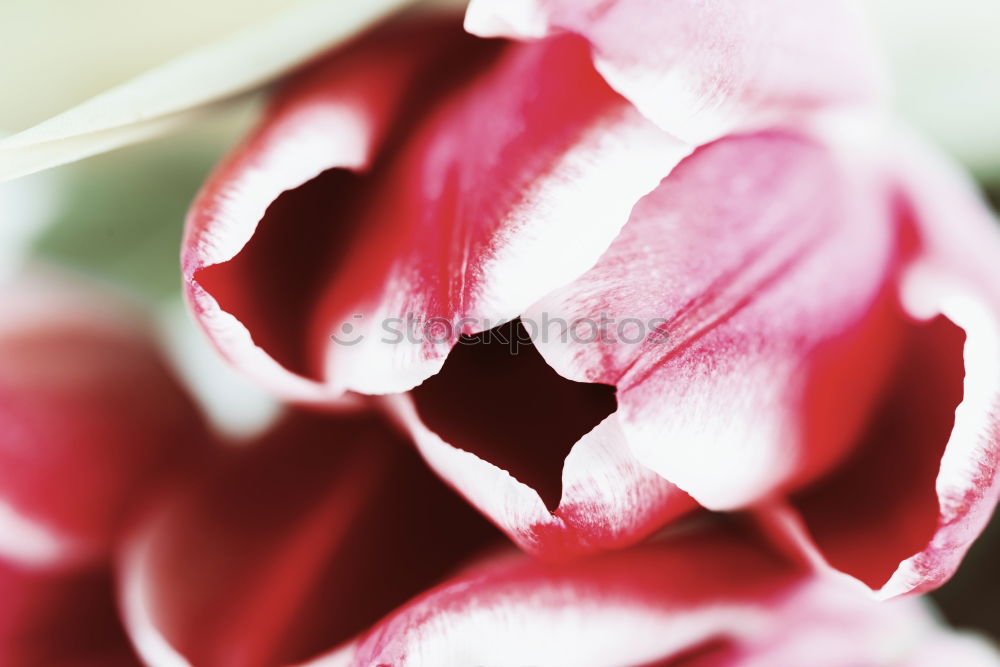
[387,393,694,560]
[763,135,1000,598]
[0,0,418,181]
[351,527,797,667]
[120,410,501,667]
[183,17,474,403]
[464,0,884,143]
[311,35,689,396]
[188,24,690,399]
[0,273,212,569]
[762,310,966,593]
[883,137,1000,597]
[0,563,141,666]
[301,524,995,667]
[525,132,898,510]
[383,319,695,559]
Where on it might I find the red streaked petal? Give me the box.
[352,525,797,667]
[464,0,884,144]
[312,34,688,396]
[119,410,501,667]
[0,563,141,666]
[883,138,1000,597]
[526,132,898,510]
[387,392,695,560]
[762,135,1000,598]
[383,319,694,559]
[299,522,994,667]
[183,17,473,403]
[186,19,689,400]
[760,311,967,593]
[0,273,211,569]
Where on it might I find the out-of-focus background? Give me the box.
[1,0,998,639]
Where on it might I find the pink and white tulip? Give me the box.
[2,0,999,663]
[181,0,1000,599]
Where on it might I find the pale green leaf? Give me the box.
[0,0,417,182]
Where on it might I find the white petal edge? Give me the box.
[753,269,1000,600]
[299,552,994,667]
[380,393,555,551]
[120,532,195,667]
[379,394,683,557]
[882,263,1000,598]
[185,102,377,404]
[154,298,283,441]
[321,112,691,396]
[0,499,84,569]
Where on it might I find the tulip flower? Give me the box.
[2,0,1000,663]
[169,0,1000,601]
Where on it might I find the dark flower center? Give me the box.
[413,319,617,511]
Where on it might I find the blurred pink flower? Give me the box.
[0,274,212,570]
